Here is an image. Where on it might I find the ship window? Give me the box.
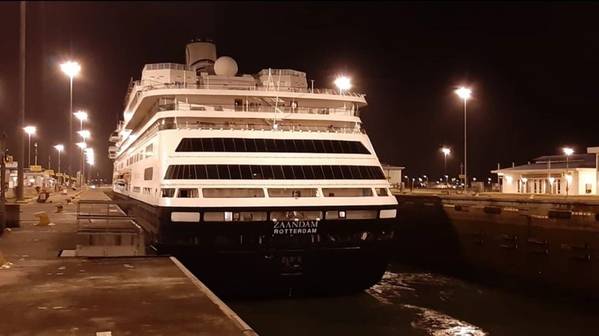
[223,138,235,152]
[268,188,318,197]
[202,138,214,152]
[204,212,225,222]
[229,165,242,179]
[272,166,285,179]
[287,139,298,152]
[194,165,208,179]
[332,166,343,179]
[313,166,325,179]
[174,137,371,154]
[240,165,252,179]
[144,167,153,180]
[164,165,386,180]
[206,165,219,179]
[325,210,344,220]
[250,165,263,179]
[237,211,267,221]
[359,166,371,179]
[217,165,230,179]
[346,210,378,219]
[295,139,307,152]
[255,139,267,152]
[322,140,334,153]
[213,138,225,152]
[322,166,335,179]
[303,166,315,179]
[270,210,322,221]
[203,188,265,198]
[132,186,140,193]
[145,144,154,158]
[265,138,277,152]
[161,188,175,197]
[376,188,389,196]
[177,188,199,198]
[262,165,274,179]
[323,188,373,197]
[350,166,361,179]
[282,166,294,179]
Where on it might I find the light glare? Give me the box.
[74,110,88,121]
[455,87,472,100]
[54,144,64,152]
[563,147,574,156]
[441,147,451,155]
[60,61,81,78]
[78,130,91,140]
[334,76,352,91]
[23,126,37,135]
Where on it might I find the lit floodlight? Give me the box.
[563,147,574,156]
[76,142,87,149]
[74,110,88,122]
[78,129,91,140]
[54,144,64,152]
[60,61,81,79]
[334,76,352,92]
[441,147,451,156]
[455,87,472,101]
[23,126,37,135]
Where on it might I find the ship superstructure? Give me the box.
[109,40,397,292]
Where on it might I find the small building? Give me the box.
[493,148,599,195]
[381,164,404,189]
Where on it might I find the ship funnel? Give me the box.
[185,39,217,74]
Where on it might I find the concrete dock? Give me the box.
[0,189,257,336]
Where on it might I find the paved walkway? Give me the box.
[0,189,257,336]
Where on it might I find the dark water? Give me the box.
[227,263,599,336]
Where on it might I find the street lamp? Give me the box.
[23,126,36,167]
[60,61,81,178]
[74,110,88,129]
[563,147,574,195]
[76,142,87,186]
[53,144,64,174]
[85,147,95,185]
[77,129,91,140]
[441,146,451,187]
[455,86,472,191]
[334,75,352,95]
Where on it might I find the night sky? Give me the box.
[1,2,599,182]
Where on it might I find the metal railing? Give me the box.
[125,82,365,111]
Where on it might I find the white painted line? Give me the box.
[96,332,112,336]
[170,257,259,336]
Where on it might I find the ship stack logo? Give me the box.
[273,220,319,235]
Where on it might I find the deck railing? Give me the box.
[125,81,365,110]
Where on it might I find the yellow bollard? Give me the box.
[33,211,50,226]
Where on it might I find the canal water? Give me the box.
[227,263,598,336]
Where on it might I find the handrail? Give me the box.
[125,82,366,111]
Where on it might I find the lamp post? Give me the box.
[54,144,64,186]
[34,142,38,166]
[563,147,574,195]
[23,126,36,167]
[455,87,472,191]
[441,147,451,187]
[60,61,81,178]
[74,110,88,130]
[76,142,87,187]
[77,130,90,187]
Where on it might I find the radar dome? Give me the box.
[214,56,238,76]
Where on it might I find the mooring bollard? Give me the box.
[33,211,50,226]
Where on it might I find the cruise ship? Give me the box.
[109,40,398,293]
